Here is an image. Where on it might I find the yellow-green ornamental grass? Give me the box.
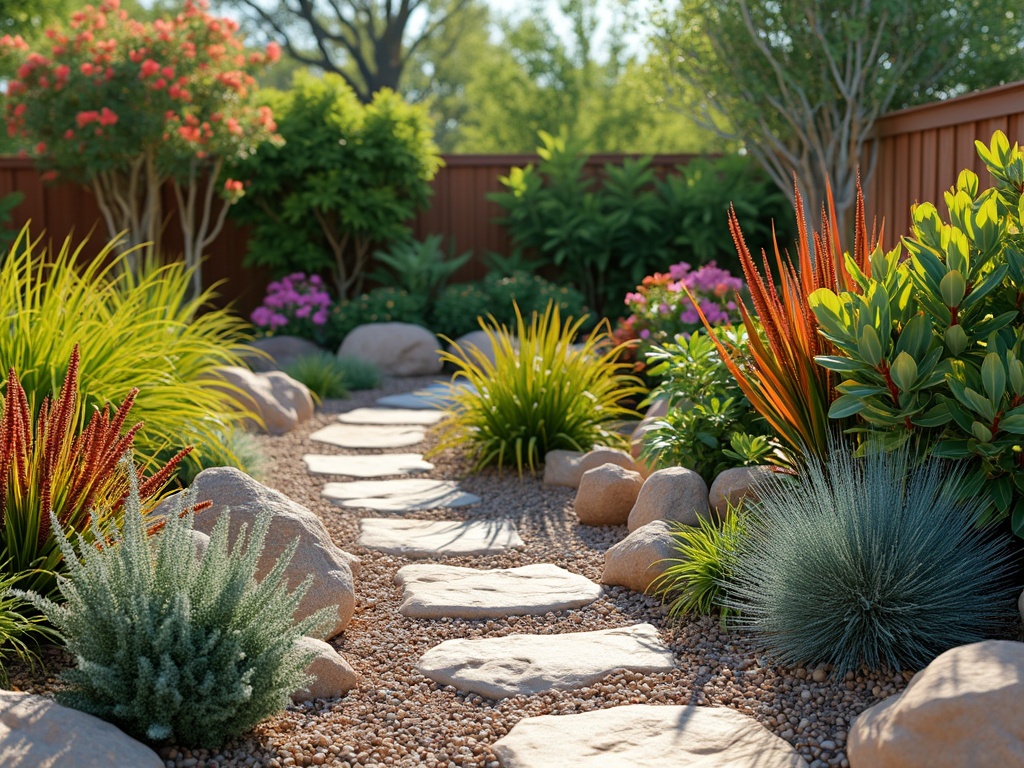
[433,302,644,475]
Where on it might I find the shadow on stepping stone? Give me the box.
[303,454,434,478]
[310,423,425,449]
[338,407,446,426]
[492,704,809,767]
[416,623,675,699]
[358,519,523,558]
[322,479,480,511]
[395,563,601,619]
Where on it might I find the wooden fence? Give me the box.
[0,153,700,315]
[865,80,1024,241]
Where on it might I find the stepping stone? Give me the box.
[492,704,809,767]
[322,479,481,511]
[302,453,434,478]
[359,518,524,558]
[309,423,425,449]
[416,623,675,699]
[395,563,602,619]
[377,381,476,411]
[338,407,446,426]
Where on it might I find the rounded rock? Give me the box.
[707,465,777,517]
[574,463,644,526]
[627,466,710,531]
[338,322,441,377]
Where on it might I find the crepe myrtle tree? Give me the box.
[0,0,281,293]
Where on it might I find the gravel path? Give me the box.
[13,376,915,768]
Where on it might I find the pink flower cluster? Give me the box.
[251,273,332,333]
[617,260,745,353]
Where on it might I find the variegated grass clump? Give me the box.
[433,302,644,475]
[728,442,1017,675]
[20,461,333,748]
[1,346,188,597]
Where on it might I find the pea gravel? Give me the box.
[11,376,928,768]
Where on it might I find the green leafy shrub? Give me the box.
[369,235,471,299]
[728,444,1016,674]
[231,72,442,297]
[328,287,429,345]
[430,272,588,339]
[652,508,747,624]
[284,352,349,400]
[808,132,1024,535]
[490,130,793,313]
[2,346,187,597]
[335,355,382,391]
[0,571,50,688]
[434,302,644,474]
[0,191,23,254]
[0,228,253,478]
[160,427,266,489]
[641,328,774,481]
[22,462,334,748]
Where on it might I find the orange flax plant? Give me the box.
[688,182,881,458]
[0,346,190,597]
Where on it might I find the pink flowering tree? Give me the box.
[0,0,281,294]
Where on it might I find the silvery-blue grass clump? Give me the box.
[21,461,334,747]
[728,443,1017,675]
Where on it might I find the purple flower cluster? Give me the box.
[616,260,745,353]
[251,272,332,334]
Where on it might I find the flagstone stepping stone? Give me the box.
[395,563,602,619]
[322,479,481,511]
[359,519,524,558]
[492,704,809,767]
[416,623,675,699]
[338,407,446,426]
[377,381,476,410]
[302,453,434,478]
[309,423,425,449]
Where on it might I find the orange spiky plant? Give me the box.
[690,181,881,458]
[0,345,192,596]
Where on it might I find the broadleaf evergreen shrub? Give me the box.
[22,461,334,747]
[728,442,1017,675]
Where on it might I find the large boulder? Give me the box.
[707,465,777,517]
[601,520,677,594]
[244,335,323,373]
[848,640,1024,768]
[208,366,314,436]
[338,322,441,376]
[291,637,359,702]
[0,690,163,768]
[627,467,710,532]
[543,447,641,489]
[574,463,644,526]
[155,467,358,638]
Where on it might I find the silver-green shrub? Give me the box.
[21,462,334,747]
[728,442,1017,675]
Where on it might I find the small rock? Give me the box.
[543,447,640,489]
[338,322,441,377]
[707,465,777,517]
[207,367,314,435]
[291,637,359,702]
[601,520,677,594]
[574,463,644,526]
[0,690,163,767]
[627,466,710,531]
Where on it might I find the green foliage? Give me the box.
[430,282,493,339]
[231,72,441,297]
[369,235,471,299]
[328,287,428,346]
[0,570,50,688]
[651,508,747,624]
[641,328,775,482]
[0,191,23,253]
[434,302,644,475]
[728,443,1017,675]
[22,462,334,748]
[490,134,791,313]
[0,228,253,479]
[160,427,266,490]
[284,352,349,401]
[808,133,1024,534]
[335,355,382,391]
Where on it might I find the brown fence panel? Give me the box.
[0,152,701,315]
[866,81,1024,244]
